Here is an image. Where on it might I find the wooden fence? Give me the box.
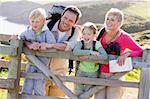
[0,34,150,99]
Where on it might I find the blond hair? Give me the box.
[105,8,124,26]
[29,8,46,20]
[82,22,97,34]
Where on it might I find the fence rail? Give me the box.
[0,34,150,99]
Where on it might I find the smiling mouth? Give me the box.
[84,38,90,42]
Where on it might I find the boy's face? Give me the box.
[59,11,77,32]
[29,16,45,32]
[82,27,95,44]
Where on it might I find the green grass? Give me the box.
[124,2,150,19]
[0,1,149,98]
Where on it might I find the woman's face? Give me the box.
[105,14,121,31]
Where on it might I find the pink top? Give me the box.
[100,30,143,73]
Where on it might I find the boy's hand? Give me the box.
[39,42,48,51]
[90,51,99,56]
[28,42,40,50]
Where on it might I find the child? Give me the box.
[19,8,56,95]
[73,22,107,96]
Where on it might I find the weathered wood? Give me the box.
[0,34,11,42]
[7,40,23,99]
[26,54,78,99]
[23,48,150,68]
[23,48,108,64]
[79,73,127,98]
[0,44,17,56]
[21,72,139,88]
[0,59,10,68]
[138,49,150,99]
[79,86,104,99]
[0,79,15,89]
[19,94,68,99]
[0,59,26,70]
[63,76,139,88]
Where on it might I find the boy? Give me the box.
[19,8,56,95]
[73,22,107,96]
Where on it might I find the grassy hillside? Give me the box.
[0,1,150,99]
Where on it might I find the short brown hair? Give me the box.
[82,22,97,34]
[62,5,82,23]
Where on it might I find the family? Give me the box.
[12,5,143,99]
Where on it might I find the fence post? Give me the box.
[7,40,23,99]
[138,49,150,99]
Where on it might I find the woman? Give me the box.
[95,8,143,99]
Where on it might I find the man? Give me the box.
[42,5,82,96]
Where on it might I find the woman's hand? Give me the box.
[116,51,131,66]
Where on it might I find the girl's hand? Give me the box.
[79,55,88,59]
[90,51,99,56]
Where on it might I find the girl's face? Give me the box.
[105,14,121,31]
[82,27,95,44]
[30,16,45,32]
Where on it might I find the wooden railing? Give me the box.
[0,34,150,99]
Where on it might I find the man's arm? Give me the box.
[46,43,67,51]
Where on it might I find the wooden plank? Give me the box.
[26,54,78,99]
[0,44,17,56]
[0,34,11,42]
[7,40,23,99]
[23,48,108,64]
[138,49,150,99]
[21,72,139,88]
[79,86,104,99]
[79,73,127,98]
[19,94,68,99]
[61,76,139,88]
[23,48,150,67]
[0,79,15,89]
[0,59,26,71]
[0,59,10,68]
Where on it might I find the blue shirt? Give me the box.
[19,24,56,65]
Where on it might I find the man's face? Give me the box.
[59,11,77,32]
